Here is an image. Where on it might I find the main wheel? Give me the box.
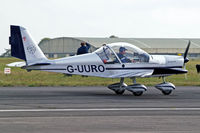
[162,90,172,95]
[115,89,125,95]
[133,91,143,96]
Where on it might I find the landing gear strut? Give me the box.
[155,77,175,95]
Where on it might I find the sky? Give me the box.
[1,0,200,54]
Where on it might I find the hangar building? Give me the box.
[38,37,200,58]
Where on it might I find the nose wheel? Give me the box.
[155,77,175,95]
[162,90,172,95]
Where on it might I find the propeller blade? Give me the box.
[184,40,191,63]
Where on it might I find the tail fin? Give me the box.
[9,25,48,66]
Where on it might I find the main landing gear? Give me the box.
[108,78,127,95]
[108,77,175,96]
[108,77,147,96]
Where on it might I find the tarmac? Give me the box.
[0,86,200,133]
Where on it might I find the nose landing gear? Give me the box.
[155,77,175,95]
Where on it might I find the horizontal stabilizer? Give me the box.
[6,61,26,67]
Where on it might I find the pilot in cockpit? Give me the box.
[117,47,131,63]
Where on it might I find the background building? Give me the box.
[38,37,200,58]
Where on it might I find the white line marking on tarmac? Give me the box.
[0,108,199,112]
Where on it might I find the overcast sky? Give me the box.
[1,0,200,54]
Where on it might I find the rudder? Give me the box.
[9,25,26,61]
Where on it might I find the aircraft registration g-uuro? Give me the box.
[9,25,190,96]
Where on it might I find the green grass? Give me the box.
[0,58,200,86]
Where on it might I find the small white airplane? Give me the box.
[9,25,190,96]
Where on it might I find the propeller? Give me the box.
[183,40,191,79]
[183,40,191,63]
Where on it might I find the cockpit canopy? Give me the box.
[95,42,150,64]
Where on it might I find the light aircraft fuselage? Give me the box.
[9,25,190,96]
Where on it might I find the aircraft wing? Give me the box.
[6,61,26,67]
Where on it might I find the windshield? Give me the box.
[95,46,120,64]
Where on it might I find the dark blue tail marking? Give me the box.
[9,25,26,61]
